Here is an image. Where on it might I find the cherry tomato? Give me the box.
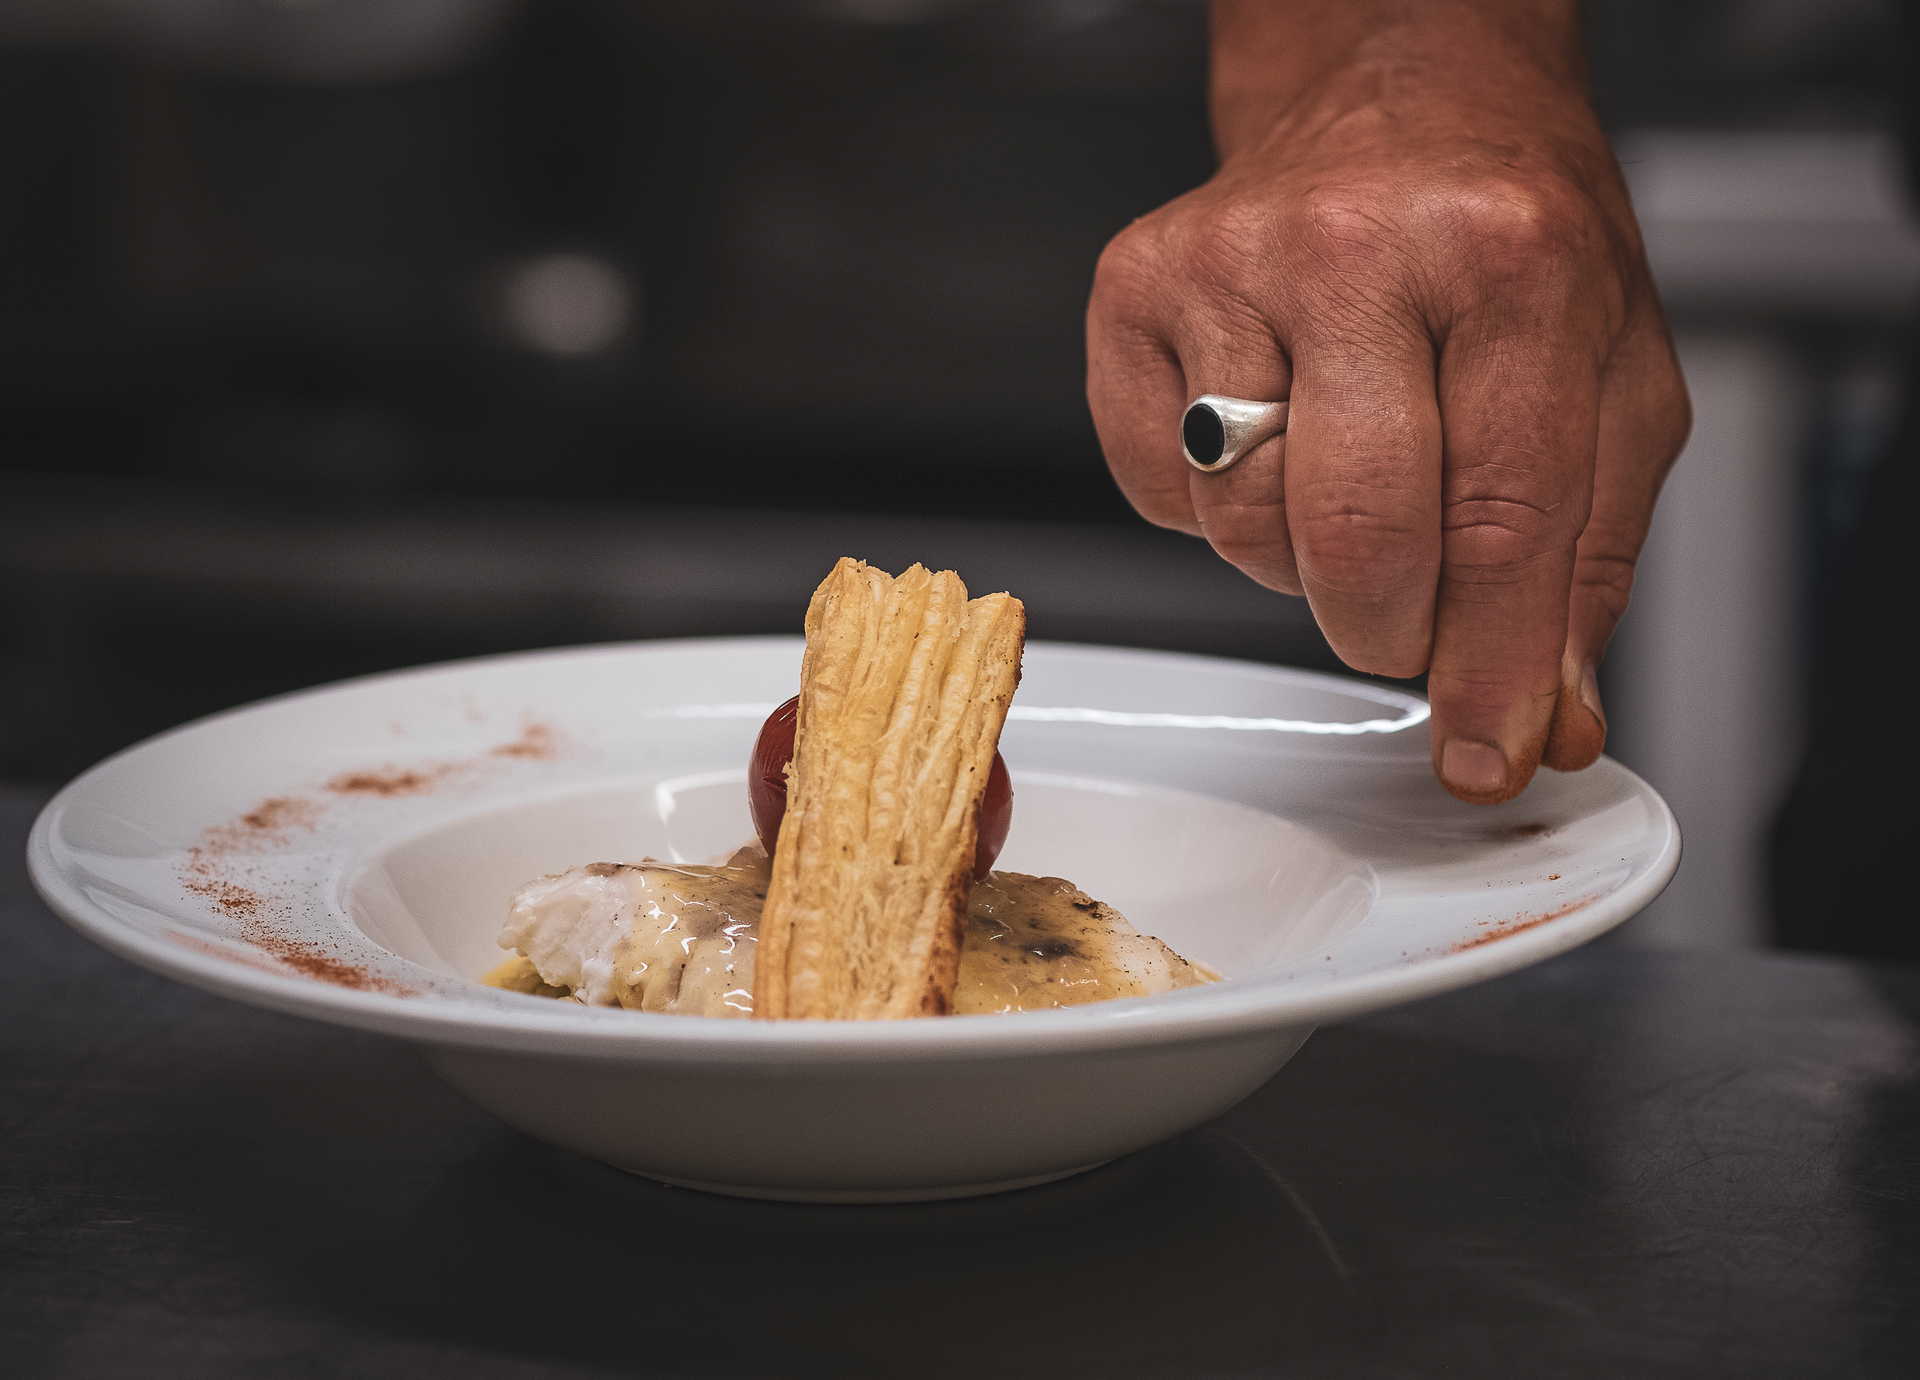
[747,695,801,855]
[749,694,1012,879]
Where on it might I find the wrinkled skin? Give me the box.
[1087,0,1690,803]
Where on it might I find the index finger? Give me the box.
[1428,327,1599,802]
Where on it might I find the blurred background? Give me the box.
[2,0,1913,952]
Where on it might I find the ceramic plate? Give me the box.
[27,639,1678,1199]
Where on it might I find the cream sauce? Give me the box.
[490,845,1213,1017]
[955,871,1212,1014]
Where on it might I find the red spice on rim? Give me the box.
[324,720,561,793]
[1452,896,1597,952]
[167,930,286,977]
[179,792,322,917]
[491,721,558,760]
[248,934,411,995]
[237,796,317,834]
[180,867,264,918]
[178,723,568,992]
[175,790,413,993]
[325,767,444,797]
[195,795,320,853]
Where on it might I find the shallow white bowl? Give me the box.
[29,639,1677,1201]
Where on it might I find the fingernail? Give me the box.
[1441,738,1509,797]
[1577,664,1605,730]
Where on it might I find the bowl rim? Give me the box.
[26,637,1678,1065]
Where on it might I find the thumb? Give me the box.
[1542,537,1628,772]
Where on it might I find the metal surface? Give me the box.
[1182,395,1290,473]
[3,786,1916,1378]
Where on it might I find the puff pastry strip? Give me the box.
[757,557,1025,1019]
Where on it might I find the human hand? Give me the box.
[1086,0,1690,802]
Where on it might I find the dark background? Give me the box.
[2,0,1912,950]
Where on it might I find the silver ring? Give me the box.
[1182,395,1290,473]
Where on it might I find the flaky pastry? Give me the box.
[755,557,1025,1019]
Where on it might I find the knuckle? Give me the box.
[1290,188,1409,291]
[1180,201,1276,284]
[1435,669,1561,727]
[1339,640,1432,681]
[1435,666,1517,707]
[1112,468,1200,534]
[1137,495,1203,535]
[1203,501,1283,558]
[1452,176,1588,255]
[1292,185,1401,256]
[1650,374,1693,462]
[1091,220,1171,308]
[1444,177,1603,310]
[1152,515,1207,538]
[1603,328,1693,467]
[1085,333,1165,400]
[1283,189,1433,334]
[1443,494,1574,580]
[1571,549,1637,623]
[1292,489,1433,596]
[1202,504,1303,590]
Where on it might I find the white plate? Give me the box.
[28,639,1677,1201]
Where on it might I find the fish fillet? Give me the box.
[490,852,1212,1016]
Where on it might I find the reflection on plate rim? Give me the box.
[25,637,1679,1063]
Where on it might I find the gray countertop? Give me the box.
[4,786,1916,1378]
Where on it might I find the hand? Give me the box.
[1086,0,1690,803]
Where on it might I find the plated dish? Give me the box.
[487,558,1213,1020]
[28,562,1679,1200]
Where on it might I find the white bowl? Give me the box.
[28,639,1677,1202]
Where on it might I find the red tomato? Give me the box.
[747,695,801,856]
[749,694,1012,879]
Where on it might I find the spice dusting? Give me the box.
[238,796,318,834]
[181,867,264,917]
[175,789,412,994]
[248,934,411,994]
[178,720,564,992]
[195,795,320,854]
[167,930,286,977]
[326,767,443,797]
[1452,896,1597,952]
[179,795,322,918]
[491,722,558,760]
